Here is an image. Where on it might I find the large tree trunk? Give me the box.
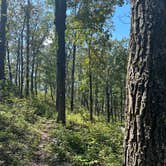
[0,0,7,81]
[124,0,166,165]
[55,0,66,124]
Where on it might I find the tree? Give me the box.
[55,0,67,124]
[70,41,76,112]
[25,0,30,97]
[124,0,166,165]
[0,0,7,80]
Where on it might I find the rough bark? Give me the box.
[0,0,7,80]
[124,0,166,165]
[55,0,66,124]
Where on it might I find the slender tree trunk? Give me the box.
[110,87,114,122]
[88,45,93,121]
[95,83,99,115]
[120,86,123,124]
[18,50,21,93]
[44,84,47,101]
[34,62,38,96]
[55,0,66,124]
[15,38,20,87]
[0,0,7,81]
[6,41,12,83]
[124,0,166,165]
[25,0,30,97]
[20,37,24,97]
[70,43,76,112]
[81,92,86,107]
[31,54,35,95]
[101,97,104,114]
[50,85,54,102]
[113,96,117,122]
[106,81,110,123]
[20,19,25,98]
[66,47,71,100]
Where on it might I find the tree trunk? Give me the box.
[95,83,99,115]
[120,86,123,124]
[20,18,25,98]
[88,45,93,122]
[34,62,38,96]
[31,54,35,95]
[110,87,114,122]
[15,38,20,87]
[113,95,117,122]
[6,41,12,83]
[124,0,166,165]
[0,0,7,80]
[25,0,30,97]
[50,85,54,102]
[101,97,105,114]
[70,43,76,112]
[20,36,24,97]
[55,0,66,124]
[106,81,110,123]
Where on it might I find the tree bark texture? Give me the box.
[55,0,66,124]
[0,0,7,80]
[124,0,166,165]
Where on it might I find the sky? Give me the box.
[112,4,130,40]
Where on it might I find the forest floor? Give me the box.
[0,96,123,166]
[31,120,55,166]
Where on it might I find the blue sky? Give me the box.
[112,4,130,40]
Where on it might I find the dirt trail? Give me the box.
[31,120,55,166]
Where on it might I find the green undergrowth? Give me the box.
[0,97,123,166]
[49,112,123,166]
[0,98,44,165]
